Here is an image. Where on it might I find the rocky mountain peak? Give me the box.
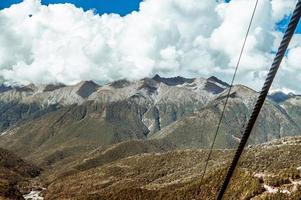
[207,76,230,87]
[75,81,99,98]
[109,79,131,88]
[138,78,159,93]
[0,84,12,93]
[152,74,195,86]
[269,91,297,103]
[218,84,257,100]
[15,84,36,92]
[21,83,67,94]
[43,83,66,92]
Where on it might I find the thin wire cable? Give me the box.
[217,1,301,199]
[199,0,259,183]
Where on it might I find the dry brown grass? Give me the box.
[42,138,301,200]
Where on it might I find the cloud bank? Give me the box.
[0,0,300,92]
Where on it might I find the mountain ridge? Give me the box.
[0,75,300,169]
[0,75,301,199]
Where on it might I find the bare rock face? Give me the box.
[75,81,99,98]
[0,75,300,171]
[207,76,230,87]
[109,79,131,88]
[151,85,301,149]
[0,75,227,135]
[43,83,66,92]
[205,76,229,94]
[152,74,195,86]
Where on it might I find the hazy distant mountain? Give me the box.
[269,91,297,103]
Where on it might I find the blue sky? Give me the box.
[277,14,301,33]
[0,0,143,16]
[1,0,300,32]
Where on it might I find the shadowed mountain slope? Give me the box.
[0,148,40,200]
[151,85,301,149]
[0,101,149,168]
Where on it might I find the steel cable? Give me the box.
[217,1,301,199]
[200,0,259,184]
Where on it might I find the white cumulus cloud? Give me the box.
[0,0,300,93]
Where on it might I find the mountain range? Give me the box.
[0,75,300,199]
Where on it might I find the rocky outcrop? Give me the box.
[0,148,40,200]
